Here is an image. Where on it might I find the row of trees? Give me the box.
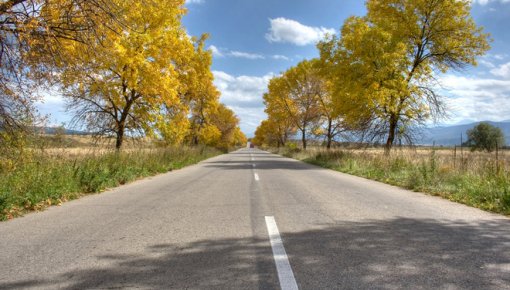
[254,0,490,153]
[0,0,246,151]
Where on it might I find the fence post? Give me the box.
[460,133,464,171]
[454,145,457,169]
[460,133,464,158]
[496,140,499,174]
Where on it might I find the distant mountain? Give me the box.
[419,121,510,146]
[34,126,89,135]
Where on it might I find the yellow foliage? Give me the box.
[232,127,248,147]
[262,60,327,148]
[2,0,246,151]
[210,104,242,149]
[317,0,490,150]
[57,0,197,148]
[198,124,222,146]
[157,111,190,145]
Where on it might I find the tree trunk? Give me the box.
[326,118,333,150]
[115,125,124,150]
[301,129,307,150]
[385,114,398,154]
[192,120,203,146]
[116,92,134,150]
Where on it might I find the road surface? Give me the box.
[1,148,509,289]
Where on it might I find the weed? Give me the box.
[0,147,220,220]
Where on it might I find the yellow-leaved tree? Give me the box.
[262,92,296,148]
[210,104,245,150]
[58,0,195,149]
[307,59,352,149]
[0,0,118,147]
[182,37,222,146]
[233,127,248,148]
[252,119,292,148]
[264,60,323,149]
[319,0,490,152]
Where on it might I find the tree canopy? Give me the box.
[466,122,505,152]
[0,0,245,151]
[0,0,119,145]
[256,0,490,152]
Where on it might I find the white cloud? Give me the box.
[272,54,290,61]
[35,90,73,126]
[438,74,510,123]
[208,46,286,61]
[229,51,265,60]
[208,45,224,57]
[213,71,272,108]
[477,54,508,69]
[471,0,510,5]
[213,71,274,135]
[490,62,510,79]
[185,0,204,4]
[226,106,267,136]
[493,54,508,60]
[479,59,496,68]
[265,17,335,46]
[207,46,263,60]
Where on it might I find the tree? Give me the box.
[196,124,221,147]
[265,60,322,149]
[232,127,248,147]
[319,0,490,153]
[209,104,243,150]
[309,59,353,149]
[253,120,271,147]
[59,0,195,149]
[466,122,505,152]
[0,0,118,145]
[182,36,222,146]
[253,119,291,147]
[263,90,297,148]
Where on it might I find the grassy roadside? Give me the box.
[0,147,221,220]
[271,147,510,216]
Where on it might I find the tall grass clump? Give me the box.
[272,146,510,215]
[0,147,220,220]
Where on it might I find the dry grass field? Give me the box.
[296,146,510,174]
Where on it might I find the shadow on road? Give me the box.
[203,153,315,171]
[2,218,509,289]
[203,159,314,171]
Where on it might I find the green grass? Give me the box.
[273,147,510,215]
[0,147,221,220]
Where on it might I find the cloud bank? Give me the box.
[229,51,265,60]
[213,71,273,135]
[185,0,204,4]
[439,71,510,123]
[265,17,335,46]
[471,0,510,5]
[207,45,290,61]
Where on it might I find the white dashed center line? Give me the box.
[265,216,298,290]
[254,173,260,181]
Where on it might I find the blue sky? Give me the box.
[38,0,510,136]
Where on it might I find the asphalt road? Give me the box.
[1,148,509,289]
